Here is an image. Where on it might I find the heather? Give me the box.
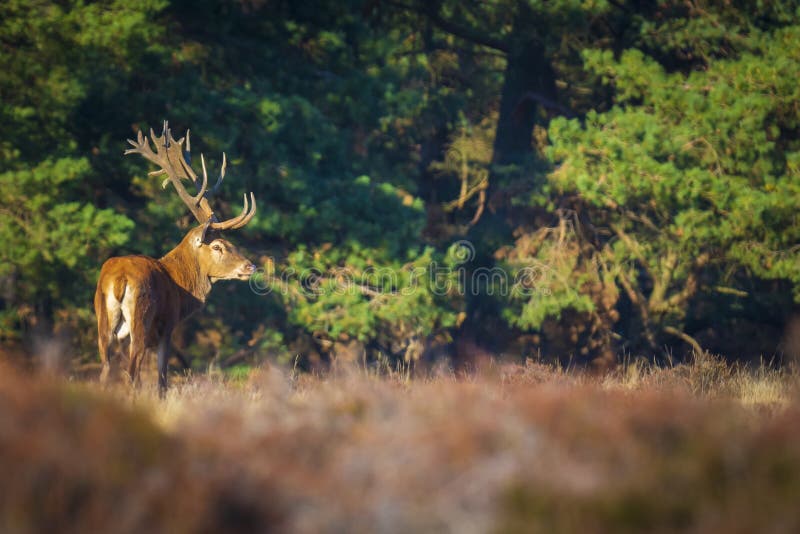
[2,358,799,533]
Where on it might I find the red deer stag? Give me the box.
[95,122,257,395]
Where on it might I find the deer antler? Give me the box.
[125,121,256,230]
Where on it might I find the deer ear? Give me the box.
[195,220,211,247]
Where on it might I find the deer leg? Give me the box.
[121,284,152,389]
[157,337,170,398]
[99,351,112,384]
[115,337,130,382]
[127,342,143,387]
[98,328,112,385]
[127,326,148,389]
[96,288,117,385]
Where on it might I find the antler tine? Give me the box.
[232,192,257,229]
[124,130,142,153]
[183,129,191,165]
[125,129,158,161]
[213,193,249,230]
[195,152,226,202]
[235,191,257,228]
[177,149,200,185]
[149,127,161,148]
[209,192,257,231]
[196,153,210,202]
[209,152,226,195]
[175,129,206,203]
[165,122,185,150]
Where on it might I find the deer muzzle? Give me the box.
[236,262,257,280]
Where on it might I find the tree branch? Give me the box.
[609,222,654,280]
[606,0,633,13]
[517,91,576,118]
[663,326,704,357]
[616,268,657,349]
[664,253,710,310]
[385,0,511,53]
[424,9,510,52]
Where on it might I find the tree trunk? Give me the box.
[490,40,556,171]
[463,15,558,352]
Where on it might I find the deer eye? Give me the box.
[211,244,223,252]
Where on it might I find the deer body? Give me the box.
[95,123,257,395]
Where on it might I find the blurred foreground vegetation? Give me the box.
[1,359,800,532]
[2,0,800,370]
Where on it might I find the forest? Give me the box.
[2,0,800,371]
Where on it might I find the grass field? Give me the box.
[1,355,800,533]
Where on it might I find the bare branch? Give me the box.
[663,326,704,357]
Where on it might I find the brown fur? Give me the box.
[95,225,255,395]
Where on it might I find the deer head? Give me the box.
[182,223,257,282]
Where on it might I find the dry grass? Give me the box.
[2,355,800,533]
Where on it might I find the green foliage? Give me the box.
[0,0,168,161]
[266,241,460,345]
[0,158,133,338]
[3,0,800,365]
[525,18,800,349]
[502,239,601,330]
[0,0,473,362]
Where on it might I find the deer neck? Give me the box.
[159,241,213,303]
